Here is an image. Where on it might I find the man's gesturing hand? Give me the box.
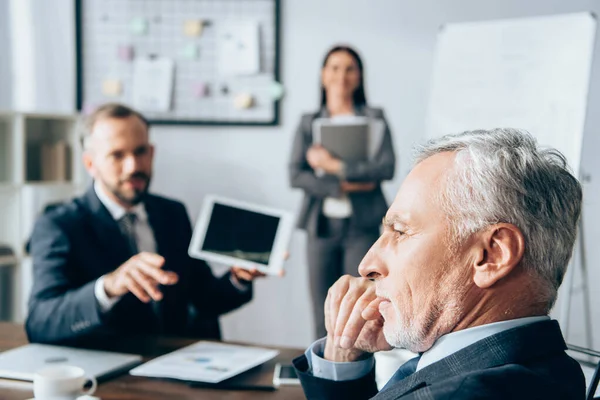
[104,252,179,303]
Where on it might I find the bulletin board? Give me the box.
[75,0,282,126]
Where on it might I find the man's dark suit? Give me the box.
[26,186,252,345]
[293,320,586,399]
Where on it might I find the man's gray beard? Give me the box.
[382,297,463,353]
[382,317,427,352]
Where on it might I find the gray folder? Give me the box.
[313,118,369,162]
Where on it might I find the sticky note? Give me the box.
[193,82,209,98]
[82,102,98,115]
[181,43,199,59]
[270,81,285,100]
[102,79,122,96]
[184,20,204,37]
[118,45,134,61]
[233,93,254,109]
[130,17,148,35]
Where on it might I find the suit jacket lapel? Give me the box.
[374,320,567,399]
[81,185,132,266]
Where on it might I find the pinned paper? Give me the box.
[184,20,204,37]
[82,101,98,115]
[217,21,260,76]
[132,57,174,112]
[270,81,285,100]
[118,45,134,61]
[130,17,148,35]
[233,93,254,109]
[102,79,122,96]
[181,43,199,59]
[193,82,209,98]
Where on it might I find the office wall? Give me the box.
[5,0,600,349]
[0,1,12,109]
[6,0,74,112]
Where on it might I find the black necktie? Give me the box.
[118,213,138,255]
[382,355,421,391]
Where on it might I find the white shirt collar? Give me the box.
[94,181,148,222]
[416,315,550,371]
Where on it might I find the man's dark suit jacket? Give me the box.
[293,320,586,399]
[26,186,252,345]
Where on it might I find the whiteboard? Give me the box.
[426,12,597,176]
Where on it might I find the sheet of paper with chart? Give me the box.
[129,341,279,383]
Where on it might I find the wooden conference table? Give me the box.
[0,323,306,400]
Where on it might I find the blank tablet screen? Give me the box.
[201,203,280,266]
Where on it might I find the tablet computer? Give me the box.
[188,195,294,275]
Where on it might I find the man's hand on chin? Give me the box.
[323,275,393,362]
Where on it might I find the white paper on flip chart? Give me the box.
[426,12,596,177]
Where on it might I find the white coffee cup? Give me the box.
[33,365,97,400]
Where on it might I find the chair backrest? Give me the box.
[567,343,600,400]
[589,362,600,400]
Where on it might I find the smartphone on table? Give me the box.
[273,363,300,387]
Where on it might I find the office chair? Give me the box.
[567,343,600,400]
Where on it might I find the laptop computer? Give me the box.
[0,344,142,382]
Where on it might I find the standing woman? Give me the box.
[289,45,396,338]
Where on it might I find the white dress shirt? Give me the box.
[93,182,157,312]
[307,315,550,381]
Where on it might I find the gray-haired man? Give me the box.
[294,128,586,399]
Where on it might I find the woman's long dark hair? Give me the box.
[320,45,367,108]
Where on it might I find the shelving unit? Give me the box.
[0,112,86,322]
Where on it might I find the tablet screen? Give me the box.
[201,203,280,266]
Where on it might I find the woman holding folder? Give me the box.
[289,45,396,338]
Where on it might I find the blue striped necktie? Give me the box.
[382,356,421,391]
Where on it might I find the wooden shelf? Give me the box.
[0,111,83,322]
[24,117,76,183]
[0,255,18,267]
[0,116,14,184]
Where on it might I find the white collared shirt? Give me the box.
[93,181,157,312]
[307,316,550,381]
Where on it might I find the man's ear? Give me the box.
[472,224,525,289]
[82,151,95,177]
